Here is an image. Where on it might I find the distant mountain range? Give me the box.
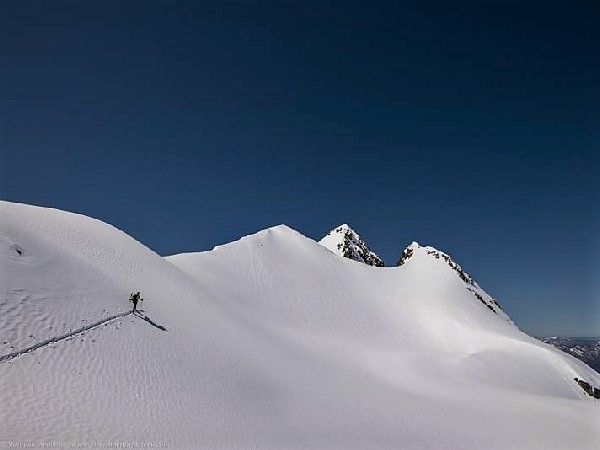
[538,337,600,373]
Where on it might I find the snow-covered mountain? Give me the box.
[319,224,384,266]
[1,201,599,449]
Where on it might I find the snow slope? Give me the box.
[1,201,599,449]
[319,224,384,266]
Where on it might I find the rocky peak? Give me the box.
[319,224,384,267]
[396,241,419,266]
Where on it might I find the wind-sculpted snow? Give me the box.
[1,201,599,449]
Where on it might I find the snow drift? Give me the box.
[1,200,599,449]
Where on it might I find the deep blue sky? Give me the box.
[1,1,598,336]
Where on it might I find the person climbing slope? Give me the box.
[129,291,143,313]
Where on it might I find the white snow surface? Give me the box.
[1,201,599,449]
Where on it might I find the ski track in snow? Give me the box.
[0,310,165,363]
[0,311,132,362]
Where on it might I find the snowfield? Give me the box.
[1,200,599,449]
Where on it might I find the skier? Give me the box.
[129,292,143,313]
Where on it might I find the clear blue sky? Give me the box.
[1,1,598,336]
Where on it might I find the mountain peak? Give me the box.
[397,242,477,284]
[396,241,508,318]
[319,224,384,267]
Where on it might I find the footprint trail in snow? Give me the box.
[0,310,166,363]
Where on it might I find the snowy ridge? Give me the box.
[397,241,510,320]
[397,241,476,285]
[319,224,384,266]
[2,201,600,449]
